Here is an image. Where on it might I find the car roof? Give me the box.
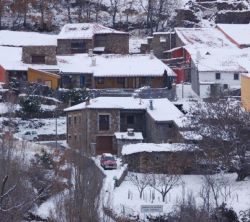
[102,153,113,157]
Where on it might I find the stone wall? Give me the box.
[123,151,198,174]
[22,46,57,65]
[120,110,146,136]
[151,33,176,59]
[67,110,86,153]
[93,33,129,54]
[57,39,93,54]
[175,9,199,27]
[145,112,182,143]
[215,10,250,24]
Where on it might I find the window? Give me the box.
[127,115,135,124]
[74,116,77,124]
[234,73,239,80]
[223,84,228,89]
[71,40,85,53]
[68,116,71,126]
[160,36,167,43]
[96,77,104,84]
[74,135,77,141]
[117,77,125,85]
[31,55,45,64]
[99,114,110,131]
[215,72,221,80]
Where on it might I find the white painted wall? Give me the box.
[198,71,240,98]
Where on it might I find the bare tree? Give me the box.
[51,150,104,222]
[140,0,180,34]
[64,0,72,23]
[200,174,232,212]
[0,0,9,29]
[128,172,150,199]
[93,0,103,22]
[109,0,121,28]
[149,173,180,202]
[185,98,250,181]
[32,0,58,31]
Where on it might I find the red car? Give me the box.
[100,153,117,170]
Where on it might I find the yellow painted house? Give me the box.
[28,68,60,90]
[241,73,250,111]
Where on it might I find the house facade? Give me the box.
[64,97,184,156]
[241,73,250,111]
[58,53,175,89]
[57,23,129,55]
[188,47,247,98]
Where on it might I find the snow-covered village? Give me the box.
[1,0,250,221]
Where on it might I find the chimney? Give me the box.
[91,57,96,66]
[149,100,153,110]
[149,50,154,59]
[88,49,93,57]
[85,97,90,106]
[127,128,134,136]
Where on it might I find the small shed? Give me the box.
[122,143,200,174]
[28,68,60,90]
[114,129,143,156]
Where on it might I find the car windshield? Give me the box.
[104,156,115,161]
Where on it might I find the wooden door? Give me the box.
[96,136,114,155]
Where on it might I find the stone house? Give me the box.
[0,46,59,85]
[140,32,176,59]
[57,23,129,55]
[122,143,199,174]
[64,97,184,156]
[22,46,57,65]
[0,31,58,85]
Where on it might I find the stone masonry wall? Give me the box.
[151,33,176,59]
[22,46,57,65]
[145,112,181,143]
[87,109,120,154]
[93,33,129,54]
[57,39,93,54]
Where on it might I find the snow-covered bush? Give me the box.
[19,95,41,113]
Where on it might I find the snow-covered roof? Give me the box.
[57,54,175,77]
[217,24,250,47]
[122,143,197,155]
[115,132,143,140]
[0,30,57,47]
[175,27,234,48]
[64,97,184,126]
[184,45,249,72]
[58,23,127,40]
[0,46,59,71]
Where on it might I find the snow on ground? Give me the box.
[175,83,199,100]
[0,102,20,114]
[110,173,250,219]
[93,156,128,216]
[16,117,66,137]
